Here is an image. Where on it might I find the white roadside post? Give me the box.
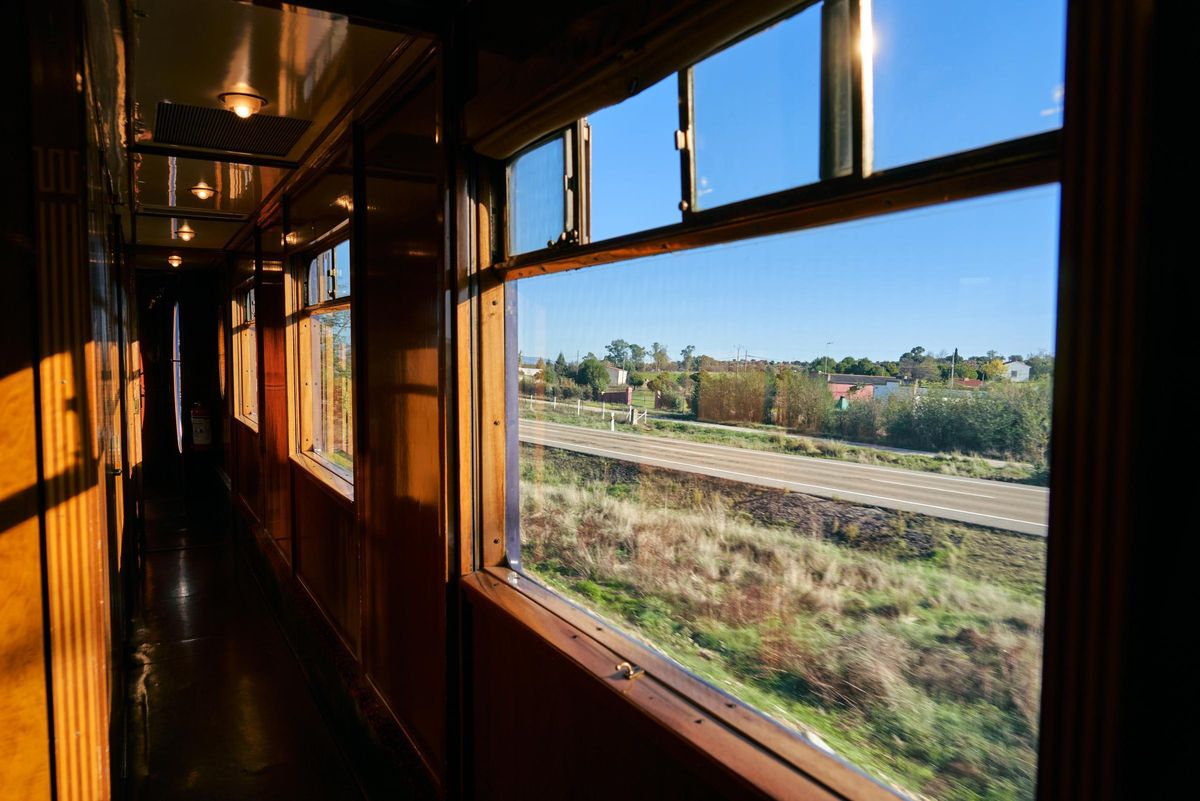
[610,411,615,432]
[576,398,581,415]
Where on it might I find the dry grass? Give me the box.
[521,477,1044,801]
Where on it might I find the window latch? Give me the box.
[615,661,645,681]
[547,229,580,249]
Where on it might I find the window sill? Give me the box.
[234,414,259,434]
[470,565,899,801]
[290,451,354,505]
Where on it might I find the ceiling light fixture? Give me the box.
[167,255,183,268]
[190,180,215,200]
[283,231,298,246]
[218,91,267,119]
[177,221,195,242]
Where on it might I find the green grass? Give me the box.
[520,446,1046,801]
[521,404,1046,486]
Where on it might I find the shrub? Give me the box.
[772,369,833,432]
[694,371,769,424]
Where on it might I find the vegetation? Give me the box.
[522,343,1054,464]
[519,404,1045,485]
[520,446,1046,801]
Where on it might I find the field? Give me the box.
[520,444,1046,801]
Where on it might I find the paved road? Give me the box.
[519,419,1049,536]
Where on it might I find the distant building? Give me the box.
[955,378,984,389]
[825,373,903,403]
[517,366,541,379]
[603,363,628,386]
[1003,360,1031,382]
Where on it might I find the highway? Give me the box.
[519,419,1049,536]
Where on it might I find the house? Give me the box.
[603,363,628,386]
[825,373,903,403]
[1003,360,1032,382]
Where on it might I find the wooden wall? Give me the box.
[226,64,450,793]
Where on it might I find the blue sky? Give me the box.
[517,0,1066,364]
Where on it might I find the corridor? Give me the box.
[125,488,362,801]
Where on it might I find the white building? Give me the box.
[603,364,628,386]
[1003,360,1032,382]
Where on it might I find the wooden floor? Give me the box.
[123,486,364,801]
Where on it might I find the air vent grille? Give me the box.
[154,102,312,157]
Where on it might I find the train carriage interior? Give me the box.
[0,0,1188,800]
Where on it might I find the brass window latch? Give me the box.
[615,661,645,681]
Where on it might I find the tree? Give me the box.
[1027,353,1055,380]
[652,342,671,371]
[900,346,927,362]
[555,352,568,375]
[981,358,1006,381]
[605,339,631,368]
[576,356,610,399]
[629,343,647,369]
[679,344,696,372]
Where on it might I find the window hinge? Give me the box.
[674,128,689,151]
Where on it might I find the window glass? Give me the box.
[587,76,681,240]
[508,135,566,255]
[333,239,351,299]
[310,308,353,476]
[307,250,331,305]
[241,288,257,422]
[517,186,1059,801]
[692,4,822,209]
[871,0,1067,169]
[172,302,182,452]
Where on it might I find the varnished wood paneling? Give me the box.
[235,421,263,522]
[463,576,837,801]
[259,277,294,564]
[358,72,448,783]
[294,466,359,652]
[1,6,51,794]
[28,0,120,796]
[1037,1,1190,798]
[0,21,51,786]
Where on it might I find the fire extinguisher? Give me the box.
[190,402,212,450]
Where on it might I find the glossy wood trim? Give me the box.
[289,452,355,505]
[487,565,897,800]
[464,570,845,801]
[476,163,508,570]
[500,131,1059,280]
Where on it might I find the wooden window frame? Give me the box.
[464,1,1068,798]
[285,221,355,501]
[231,279,259,431]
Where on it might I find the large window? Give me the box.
[233,284,257,425]
[502,2,1064,800]
[295,237,354,482]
